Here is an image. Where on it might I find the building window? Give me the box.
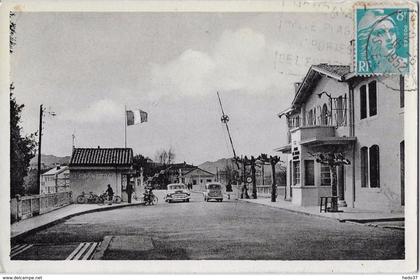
[336,96,344,125]
[321,104,329,125]
[360,147,368,188]
[320,164,331,186]
[307,110,313,126]
[360,81,378,119]
[193,180,197,185]
[207,179,211,182]
[368,81,377,116]
[292,161,300,185]
[360,85,367,119]
[369,145,380,188]
[361,145,380,188]
[304,160,314,185]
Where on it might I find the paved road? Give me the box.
[12,191,404,260]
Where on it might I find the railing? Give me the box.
[10,191,72,224]
[232,185,286,198]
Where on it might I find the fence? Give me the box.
[10,191,72,224]
[232,185,286,198]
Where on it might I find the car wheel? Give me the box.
[186,199,190,202]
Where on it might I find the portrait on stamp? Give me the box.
[356,8,410,75]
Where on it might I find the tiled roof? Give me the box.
[312,64,351,79]
[70,148,133,166]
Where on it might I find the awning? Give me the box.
[275,144,292,153]
[300,136,356,147]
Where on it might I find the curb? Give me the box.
[238,199,405,229]
[238,199,337,222]
[11,202,144,242]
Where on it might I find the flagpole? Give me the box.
[124,105,127,148]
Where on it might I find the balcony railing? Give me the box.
[287,109,347,129]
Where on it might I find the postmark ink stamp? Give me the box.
[356,8,410,75]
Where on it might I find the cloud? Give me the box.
[150,28,281,98]
[59,98,122,123]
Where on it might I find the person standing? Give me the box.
[106,184,114,204]
[126,183,133,204]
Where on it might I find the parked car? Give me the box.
[203,183,224,202]
[165,183,191,203]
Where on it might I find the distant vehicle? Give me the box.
[165,183,191,203]
[203,183,223,202]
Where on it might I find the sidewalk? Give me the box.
[239,197,404,224]
[11,200,144,240]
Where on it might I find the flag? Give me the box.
[126,109,148,126]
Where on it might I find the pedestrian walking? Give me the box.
[126,183,133,203]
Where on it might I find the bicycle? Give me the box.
[76,191,100,204]
[97,192,122,205]
[143,189,158,206]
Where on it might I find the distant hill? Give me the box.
[198,158,236,174]
[29,154,71,170]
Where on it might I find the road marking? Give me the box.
[66,242,85,260]
[11,244,26,251]
[66,242,100,260]
[10,244,33,258]
[73,243,90,260]
[82,242,98,260]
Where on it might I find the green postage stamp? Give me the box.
[356,8,410,75]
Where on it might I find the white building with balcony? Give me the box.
[277,64,404,212]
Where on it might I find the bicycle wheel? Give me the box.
[113,195,122,204]
[92,195,101,204]
[151,195,158,205]
[76,195,86,204]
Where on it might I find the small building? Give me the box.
[69,147,134,202]
[184,168,216,189]
[40,165,70,194]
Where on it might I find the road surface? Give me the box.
[12,191,404,260]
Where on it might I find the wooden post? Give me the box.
[251,156,257,199]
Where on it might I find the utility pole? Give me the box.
[36,104,55,195]
[37,104,43,195]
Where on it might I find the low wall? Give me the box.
[10,191,72,223]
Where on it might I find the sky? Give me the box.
[11,11,352,165]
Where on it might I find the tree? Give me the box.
[132,154,154,178]
[310,151,350,211]
[10,83,37,197]
[154,148,175,165]
[258,154,281,202]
